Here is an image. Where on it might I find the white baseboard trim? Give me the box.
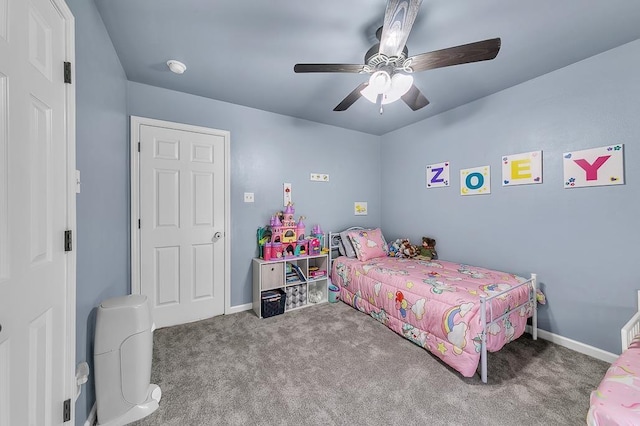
[227,302,252,315]
[526,326,617,364]
[84,402,97,426]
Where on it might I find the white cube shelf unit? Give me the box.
[252,253,329,318]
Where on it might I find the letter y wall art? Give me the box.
[563,145,624,188]
[425,144,625,195]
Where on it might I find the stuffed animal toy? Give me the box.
[399,239,418,258]
[388,239,402,257]
[418,237,438,260]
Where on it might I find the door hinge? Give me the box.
[64,230,72,252]
[63,398,71,422]
[64,62,72,84]
[138,142,141,152]
[138,219,141,229]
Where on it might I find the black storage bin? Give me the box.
[261,289,286,318]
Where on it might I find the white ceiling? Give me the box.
[94,0,640,136]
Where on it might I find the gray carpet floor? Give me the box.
[131,301,609,426]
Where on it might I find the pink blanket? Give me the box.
[331,256,533,377]
[588,339,640,425]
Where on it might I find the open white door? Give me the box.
[0,0,76,424]
[131,117,229,328]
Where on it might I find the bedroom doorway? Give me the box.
[131,117,230,328]
[0,0,76,423]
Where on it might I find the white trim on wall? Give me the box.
[526,326,616,364]
[129,116,231,314]
[227,303,252,315]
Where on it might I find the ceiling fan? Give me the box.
[294,0,501,114]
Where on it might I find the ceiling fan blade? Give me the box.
[378,0,423,57]
[401,85,429,111]
[294,64,366,73]
[333,82,368,111]
[406,38,501,72]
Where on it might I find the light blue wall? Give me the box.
[127,81,381,306]
[60,2,639,420]
[380,39,640,355]
[66,0,129,424]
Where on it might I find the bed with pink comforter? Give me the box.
[588,339,640,425]
[331,256,535,378]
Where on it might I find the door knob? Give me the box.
[212,232,222,242]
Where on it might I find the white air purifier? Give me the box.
[94,294,161,426]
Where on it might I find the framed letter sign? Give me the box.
[460,166,491,196]
[563,145,624,188]
[502,151,542,186]
[426,161,450,188]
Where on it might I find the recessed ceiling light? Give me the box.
[167,60,186,74]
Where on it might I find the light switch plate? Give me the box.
[75,170,81,193]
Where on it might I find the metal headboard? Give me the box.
[328,226,366,276]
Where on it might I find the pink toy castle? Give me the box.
[268,203,313,258]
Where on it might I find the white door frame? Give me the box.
[130,116,230,315]
[59,0,77,417]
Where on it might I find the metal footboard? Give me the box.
[621,290,640,351]
[479,273,537,383]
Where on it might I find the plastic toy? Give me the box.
[259,203,323,259]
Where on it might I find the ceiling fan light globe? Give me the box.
[393,73,413,94]
[361,72,413,105]
[383,73,413,104]
[368,70,391,93]
[360,84,379,104]
[381,93,400,105]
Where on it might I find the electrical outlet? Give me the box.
[310,173,329,182]
[244,192,254,203]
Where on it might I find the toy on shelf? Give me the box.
[256,227,272,259]
[309,238,321,255]
[311,224,324,248]
[258,203,323,260]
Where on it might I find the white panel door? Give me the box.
[139,124,226,328]
[0,0,74,424]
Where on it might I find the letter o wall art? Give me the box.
[460,166,490,196]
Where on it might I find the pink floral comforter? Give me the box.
[331,256,534,378]
[588,339,640,425]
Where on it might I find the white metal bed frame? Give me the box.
[587,291,640,426]
[621,290,640,351]
[328,228,538,383]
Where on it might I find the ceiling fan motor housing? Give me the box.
[364,43,409,74]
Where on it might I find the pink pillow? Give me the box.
[347,228,388,261]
